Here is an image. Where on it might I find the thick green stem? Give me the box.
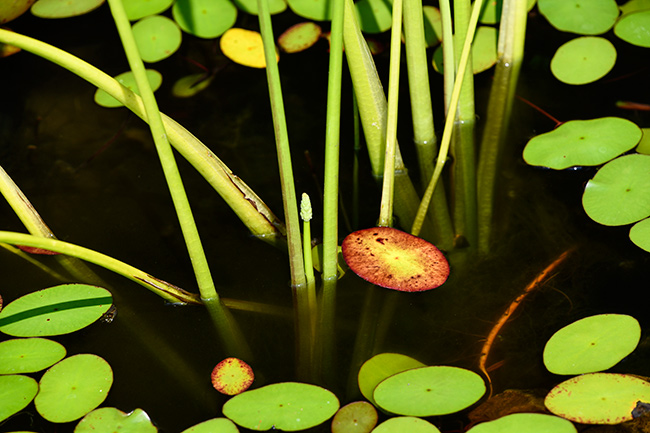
[477,0,527,254]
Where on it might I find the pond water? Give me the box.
[2,4,650,433]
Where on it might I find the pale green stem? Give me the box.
[300,194,317,312]
[352,92,361,230]
[439,0,455,112]
[0,29,285,247]
[477,0,527,254]
[411,0,484,237]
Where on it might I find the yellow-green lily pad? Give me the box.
[278,22,322,53]
[355,0,393,34]
[132,15,181,63]
[181,417,240,433]
[630,217,650,252]
[232,0,286,15]
[550,37,616,85]
[76,407,157,433]
[0,338,66,374]
[358,353,426,406]
[331,401,377,433]
[372,417,441,432]
[287,0,331,21]
[94,69,162,108]
[538,0,619,35]
[31,0,104,18]
[0,375,38,422]
[123,0,173,21]
[172,0,237,39]
[0,0,36,24]
[614,10,650,47]
[466,413,577,433]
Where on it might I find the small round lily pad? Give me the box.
[0,374,38,422]
[220,28,277,68]
[355,0,393,34]
[523,117,642,170]
[614,10,650,48]
[181,417,240,433]
[0,338,66,374]
[35,354,113,423]
[287,0,330,21]
[231,0,286,15]
[223,382,339,431]
[543,314,640,375]
[31,0,104,18]
[0,284,113,337]
[278,22,322,53]
[373,366,486,416]
[545,373,650,424]
[172,73,214,98]
[358,353,426,406]
[538,0,619,35]
[94,69,162,108]
[630,218,650,252]
[550,37,616,85]
[331,401,377,433]
[76,407,157,433]
[466,413,577,433]
[342,227,449,292]
[373,417,441,433]
[124,0,174,21]
[132,15,182,63]
[582,154,650,226]
[172,0,237,39]
[211,357,254,395]
[0,0,35,24]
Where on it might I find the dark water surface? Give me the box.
[2,4,650,433]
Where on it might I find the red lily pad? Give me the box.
[211,357,254,395]
[341,227,449,292]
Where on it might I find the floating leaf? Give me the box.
[172,0,237,39]
[0,374,38,422]
[220,28,277,68]
[355,0,393,34]
[0,284,112,337]
[422,6,442,47]
[523,117,642,170]
[372,417,441,433]
[35,354,113,423]
[223,382,339,431]
[0,338,66,374]
[232,0,286,15]
[132,15,182,63]
[637,129,650,154]
[550,37,616,85]
[278,22,322,53]
[342,227,449,292]
[181,417,240,433]
[287,0,331,21]
[630,218,650,252]
[76,407,157,433]
[31,0,104,18]
[432,26,498,75]
[466,413,577,433]
[94,69,162,108]
[614,10,650,48]
[358,353,426,406]
[543,314,640,375]
[373,366,485,416]
[538,0,619,35]
[582,154,650,226]
[211,357,254,395]
[171,73,214,98]
[0,0,36,24]
[124,0,174,21]
[620,0,650,15]
[545,373,650,424]
[331,401,377,433]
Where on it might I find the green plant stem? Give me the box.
[439,0,455,112]
[0,29,285,248]
[352,92,361,230]
[477,0,527,254]
[108,0,249,358]
[0,231,201,304]
[411,0,484,237]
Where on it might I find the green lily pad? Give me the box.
[0,284,112,337]
[582,154,650,226]
[373,366,485,416]
[132,15,182,63]
[355,0,393,34]
[211,357,254,395]
[331,401,377,433]
[231,0,286,15]
[523,117,642,170]
[181,417,240,433]
[543,314,640,375]
[278,22,322,53]
[342,227,450,292]
[620,0,650,15]
[35,354,113,423]
[422,6,442,47]
[31,0,104,18]
[358,353,426,406]
[76,407,157,433]
[432,26,498,75]
[545,373,650,424]
[550,37,616,84]
[478,0,536,24]
[0,338,66,374]
[538,0,619,35]
[124,0,174,21]
[94,69,162,107]
[614,10,650,47]
[0,375,38,422]
[287,0,331,21]
[223,382,339,431]
[630,217,650,252]
[171,73,214,98]
[372,417,441,433]
[0,0,36,24]
[172,0,237,39]
[637,129,650,154]
[466,413,577,433]
[220,28,277,68]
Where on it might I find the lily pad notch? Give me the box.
[342,227,450,292]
